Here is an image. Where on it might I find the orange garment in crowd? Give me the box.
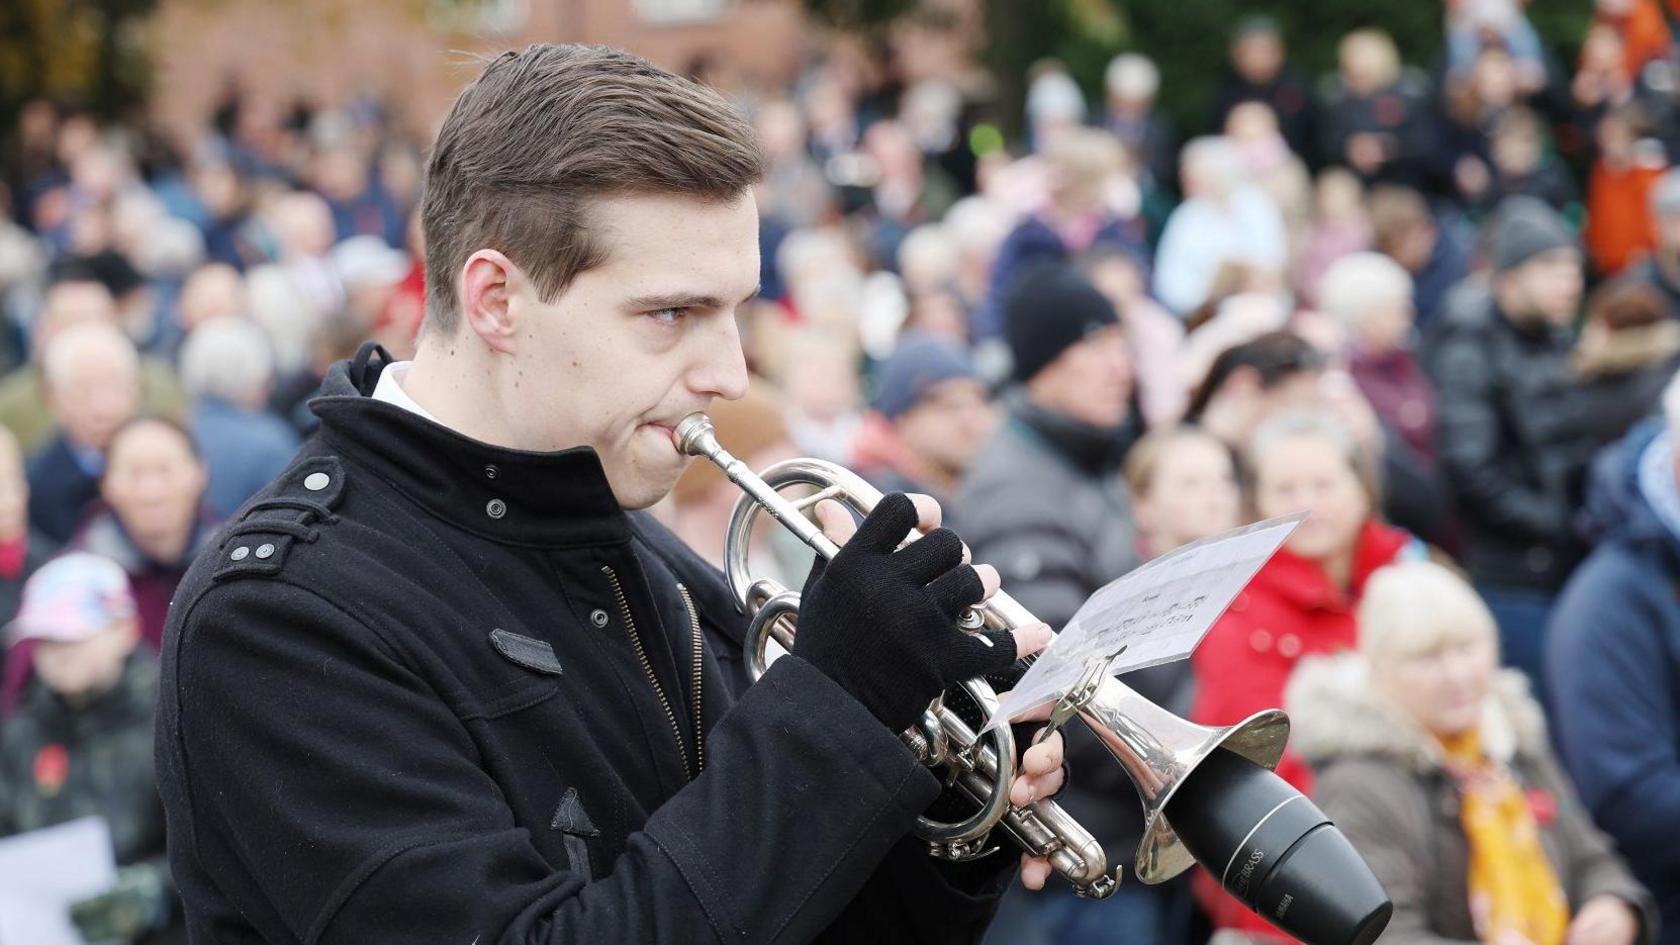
[1601,0,1672,80]
[1585,153,1666,275]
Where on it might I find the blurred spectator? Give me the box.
[1369,185,1473,331]
[1440,44,1523,205]
[963,265,1170,945]
[1429,196,1593,694]
[1185,331,1327,448]
[1153,136,1288,318]
[0,552,181,944]
[310,143,404,248]
[1224,101,1312,254]
[1294,167,1372,307]
[267,306,372,436]
[28,323,143,543]
[1446,0,1549,95]
[0,426,54,626]
[70,417,211,656]
[1209,16,1317,161]
[859,119,959,270]
[941,196,1013,328]
[1318,252,1437,464]
[1573,277,1680,449]
[175,262,248,336]
[754,97,831,230]
[1121,425,1242,713]
[1472,107,1581,216]
[246,191,342,378]
[1024,65,1087,153]
[1627,168,1680,311]
[179,316,299,519]
[1290,560,1655,945]
[852,335,993,505]
[1593,0,1673,82]
[982,128,1146,339]
[1190,409,1418,937]
[668,383,798,571]
[1321,30,1430,187]
[1550,390,1680,945]
[1585,103,1668,276]
[0,278,183,452]
[779,331,863,465]
[1081,247,1187,427]
[1103,53,1177,196]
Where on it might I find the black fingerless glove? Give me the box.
[794,493,1021,732]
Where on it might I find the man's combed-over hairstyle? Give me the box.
[420,44,766,335]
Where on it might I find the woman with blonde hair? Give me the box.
[1189,409,1420,937]
[1286,560,1655,945]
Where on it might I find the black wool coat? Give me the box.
[155,352,1009,945]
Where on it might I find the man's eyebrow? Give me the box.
[626,283,762,311]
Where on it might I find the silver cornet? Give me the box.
[677,414,1392,945]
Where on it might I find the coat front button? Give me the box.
[1249,629,1272,652]
[484,464,500,480]
[486,498,507,519]
[590,609,610,628]
[1277,633,1301,658]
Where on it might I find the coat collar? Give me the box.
[1250,518,1412,610]
[307,347,631,549]
[1286,653,1549,774]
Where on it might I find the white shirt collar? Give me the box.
[370,361,442,424]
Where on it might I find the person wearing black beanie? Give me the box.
[1003,263,1123,386]
[956,265,1182,945]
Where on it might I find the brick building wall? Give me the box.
[143,0,809,140]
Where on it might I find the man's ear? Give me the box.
[460,249,522,355]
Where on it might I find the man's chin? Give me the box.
[606,465,689,511]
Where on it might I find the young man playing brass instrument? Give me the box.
[155,44,1064,944]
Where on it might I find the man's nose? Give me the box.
[692,315,750,402]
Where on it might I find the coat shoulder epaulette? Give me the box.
[211,455,348,582]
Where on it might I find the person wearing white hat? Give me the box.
[0,551,180,943]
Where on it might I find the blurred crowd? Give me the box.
[2,0,1680,943]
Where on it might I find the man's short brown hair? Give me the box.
[420,44,765,335]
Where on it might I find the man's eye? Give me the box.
[650,307,684,325]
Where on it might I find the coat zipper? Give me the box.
[600,564,693,780]
[676,583,705,775]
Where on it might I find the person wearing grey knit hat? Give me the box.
[1491,195,1579,275]
[1428,194,1589,697]
[1489,195,1583,329]
[851,334,994,503]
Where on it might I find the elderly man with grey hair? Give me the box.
[1318,251,1437,464]
[1548,370,1680,945]
[179,316,299,518]
[26,322,143,543]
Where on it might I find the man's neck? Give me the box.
[401,334,524,450]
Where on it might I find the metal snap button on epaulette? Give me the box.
[304,472,330,491]
[230,546,250,561]
[486,498,507,519]
[255,543,276,559]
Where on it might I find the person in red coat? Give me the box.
[1190,408,1420,941]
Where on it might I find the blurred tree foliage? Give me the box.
[0,0,158,128]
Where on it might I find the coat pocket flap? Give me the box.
[488,628,564,676]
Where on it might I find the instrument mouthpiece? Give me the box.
[674,413,718,458]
